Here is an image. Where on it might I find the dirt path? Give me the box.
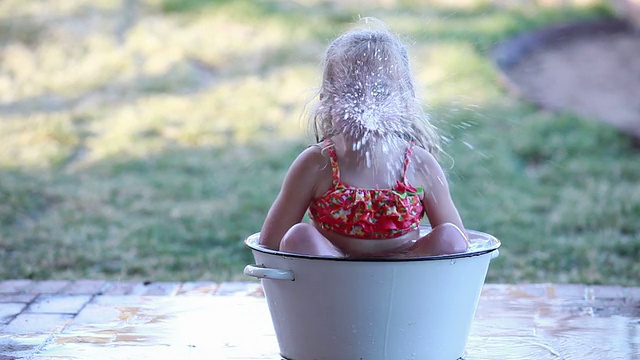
[497,20,640,139]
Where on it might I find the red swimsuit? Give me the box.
[308,140,425,239]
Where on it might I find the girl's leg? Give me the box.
[279,223,344,257]
[405,223,469,256]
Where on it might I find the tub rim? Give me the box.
[244,226,500,263]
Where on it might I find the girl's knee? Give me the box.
[434,223,465,238]
[282,223,316,243]
[280,223,342,256]
[280,224,309,252]
[430,223,469,254]
[289,222,316,234]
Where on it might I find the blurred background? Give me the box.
[0,0,638,285]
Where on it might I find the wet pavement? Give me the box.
[1,280,639,359]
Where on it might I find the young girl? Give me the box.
[260,20,469,258]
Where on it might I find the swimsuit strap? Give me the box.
[323,139,340,187]
[402,142,414,183]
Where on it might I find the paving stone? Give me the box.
[103,282,179,296]
[590,285,625,299]
[40,297,279,359]
[0,303,27,324]
[27,281,71,295]
[3,313,73,334]
[0,293,37,303]
[139,282,180,296]
[215,281,262,296]
[480,283,508,298]
[0,282,639,359]
[66,299,126,326]
[624,286,640,301]
[61,280,107,295]
[90,295,151,307]
[512,283,549,298]
[0,334,51,359]
[584,286,596,300]
[176,282,218,296]
[547,283,586,300]
[0,280,32,294]
[26,295,93,314]
[100,282,140,295]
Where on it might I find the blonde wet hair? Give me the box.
[307,18,439,154]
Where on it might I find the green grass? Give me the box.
[1,0,638,285]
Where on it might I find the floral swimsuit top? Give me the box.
[308,140,425,239]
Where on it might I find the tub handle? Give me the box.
[244,264,295,281]
[490,249,500,259]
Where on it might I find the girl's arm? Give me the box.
[413,148,467,236]
[259,146,327,250]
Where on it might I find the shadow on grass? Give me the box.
[0,138,307,281]
[1,0,638,285]
[2,97,639,285]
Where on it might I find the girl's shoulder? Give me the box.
[410,144,439,168]
[290,143,334,198]
[407,145,447,185]
[292,142,332,173]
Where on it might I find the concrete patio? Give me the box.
[1,280,639,359]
